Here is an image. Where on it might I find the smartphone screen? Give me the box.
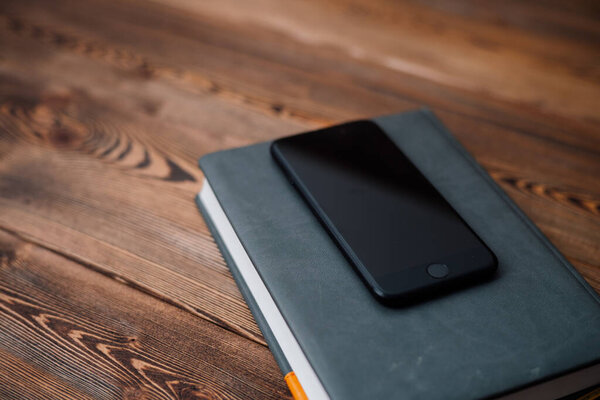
[271,120,496,301]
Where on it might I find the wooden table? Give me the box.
[1,0,598,398]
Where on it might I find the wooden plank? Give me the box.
[143,0,600,122]
[0,0,598,283]
[0,229,290,399]
[0,350,96,400]
[0,27,309,344]
[2,0,599,151]
[0,0,597,170]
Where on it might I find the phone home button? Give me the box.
[427,263,449,279]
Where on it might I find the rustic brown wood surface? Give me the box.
[0,0,598,398]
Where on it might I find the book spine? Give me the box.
[196,194,293,375]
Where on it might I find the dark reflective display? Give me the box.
[272,121,495,297]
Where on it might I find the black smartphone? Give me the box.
[271,120,497,302]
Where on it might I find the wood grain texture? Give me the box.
[0,0,598,398]
[0,229,290,399]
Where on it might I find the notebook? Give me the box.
[196,109,600,399]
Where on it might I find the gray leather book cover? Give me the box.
[197,109,600,399]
